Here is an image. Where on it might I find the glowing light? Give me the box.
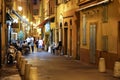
[22,16,26,19]
[26,19,29,21]
[18,6,22,11]
[13,18,18,23]
[30,22,33,25]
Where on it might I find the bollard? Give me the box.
[29,67,38,80]
[17,51,22,67]
[24,63,32,80]
[113,61,120,77]
[98,57,106,72]
[18,56,23,69]
[20,59,28,75]
[19,56,25,70]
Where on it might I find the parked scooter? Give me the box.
[22,44,30,55]
[7,45,17,64]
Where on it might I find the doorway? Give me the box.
[64,28,68,55]
[118,22,120,58]
[70,29,72,56]
[76,26,80,60]
[75,12,80,60]
[89,23,97,64]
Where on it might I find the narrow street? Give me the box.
[24,51,119,80]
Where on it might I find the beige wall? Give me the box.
[80,0,120,53]
[57,0,79,22]
[79,0,120,69]
[57,0,79,57]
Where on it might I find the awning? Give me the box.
[12,10,29,24]
[12,10,22,20]
[37,18,49,28]
[6,13,14,21]
[76,0,110,11]
[37,17,55,28]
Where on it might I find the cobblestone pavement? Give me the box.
[0,64,21,80]
[24,51,120,80]
[0,50,120,80]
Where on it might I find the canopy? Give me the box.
[37,17,55,28]
[37,19,49,28]
[12,10,29,25]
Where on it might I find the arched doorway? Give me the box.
[69,19,72,57]
[64,22,68,55]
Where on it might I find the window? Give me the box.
[56,0,63,5]
[64,0,70,3]
[33,0,37,5]
[33,9,39,15]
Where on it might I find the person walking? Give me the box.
[30,37,34,52]
[35,38,38,51]
[38,38,43,51]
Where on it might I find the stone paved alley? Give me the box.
[24,51,120,80]
[0,51,120,80]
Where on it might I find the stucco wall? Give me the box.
[57,0,79,58]
[80,0,120,53]
[80,0,120,69]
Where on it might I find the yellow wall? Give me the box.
[57,4,64,23]
[57,0,79,58]
[80,0,120,54]
[50,23,55,29]
[57,0,79,22]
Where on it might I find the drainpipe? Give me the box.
[76,0,110,11]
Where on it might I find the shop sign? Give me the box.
[11,23,19,28]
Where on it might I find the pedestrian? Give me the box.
[52,42,59,54]
[35,38,38,51]
[38,38,43,51]
[26,37,31,50]
[30,37,34,52]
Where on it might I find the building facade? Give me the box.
[56,0,80,59]
[55,0,120,69]
[1,0,120,70]
[78,0,120,69]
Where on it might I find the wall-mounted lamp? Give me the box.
[18,6,22,11]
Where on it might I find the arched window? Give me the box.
[60,22,62,28]
[70,19,72,25]
[64,22,68,26]
[33,0,37,5]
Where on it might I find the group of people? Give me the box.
[52,41,62,55]
[6,36,44,64]
[26,36,34,52]
[8,36,63,56]
[25,36,44,52]
[35,37,44,51]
